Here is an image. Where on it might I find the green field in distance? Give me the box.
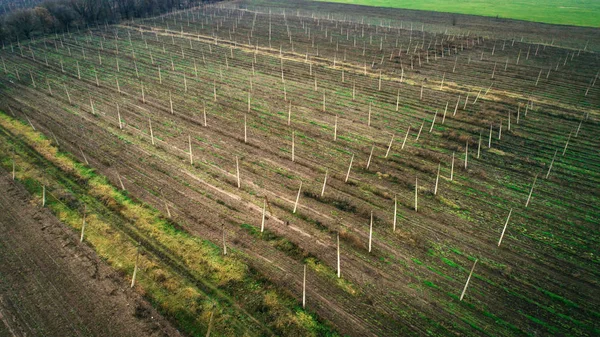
[314,0,600,27]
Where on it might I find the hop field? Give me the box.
[0,0,599,336]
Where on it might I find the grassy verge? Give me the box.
[0,111,339,337]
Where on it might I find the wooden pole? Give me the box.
[442,102,448,124]
[546,150,557,179]
[498,208,512,247]
[401,126,410,150]
[450,152,454,180]
[525,174,538,208]
[244,114,248,143]
[475,130,481,158]
[434,163,441,195]
[321,170,328,197]
[293,181,302,213]
[464,141,469,169]
[261,198,266,233]
[42,184,46,207]
[302,264,307,308]
[149,119,154,145]
[366,145,374,169]
[385,134,394,158]
[222,224,227,255]
[393,194,397,232]
[429,110,438,132]
[236,156,241,188]
[562,131,572,156]
[291,130,295,162]
[415,119,424,141]
[80,206,86,242]
[345,154,354,183]
[206,304,215,337]
[453,95,460,116]
[189,135,193,165]
[333,115,338,141]
[460,259,478,301]
[64,84,71,104]
[116,171,125,191]
[368,211,373,253]
[414,177,418,212]
[337,232,341,278]
[131,242,141,288]
[117,104,123,130]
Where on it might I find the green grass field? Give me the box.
[314,0,600,27]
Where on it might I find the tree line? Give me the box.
[0,0,218,42]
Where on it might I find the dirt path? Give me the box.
[0,171,182,337]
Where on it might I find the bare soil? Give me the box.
[0,171,182,337]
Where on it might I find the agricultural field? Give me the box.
[312,0,600,27]
[0,0,599,336]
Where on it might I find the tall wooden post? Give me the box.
[385,134,394,158]
[450,152,454,181]
[464,141,469,169]
[302,264,307,308]
[525,174,538,207]
[236,156,241,188]
[477,132,482,158]
[293,181,302,213]
[415,119,424,141]
[546,150,557,178]
[333,115,338,141]
[131,242,141,288]
[460,259,478,301]
[498,208,512,247]
[366,145,374,169]
[222,224,227,255]
[368,211,373,253]
[434,163,441,195]
[80,206,86,242]
[291,130,295,162]
[321,170,328,197]
[244,114,248,143]
[261,198,266,233]
[149,119,154,145]
[429,110,438,132]
[414,177,418,212]
[393,194,397,232]
[337,232,341,278]
[345,154,354,183]
[401,126,410,150]
[189,135,193,165]
[562,131,572,156]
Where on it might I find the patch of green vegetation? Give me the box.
[314,0,600,27]
[305,257,359,296]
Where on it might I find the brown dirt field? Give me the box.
[0,171,182,337]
